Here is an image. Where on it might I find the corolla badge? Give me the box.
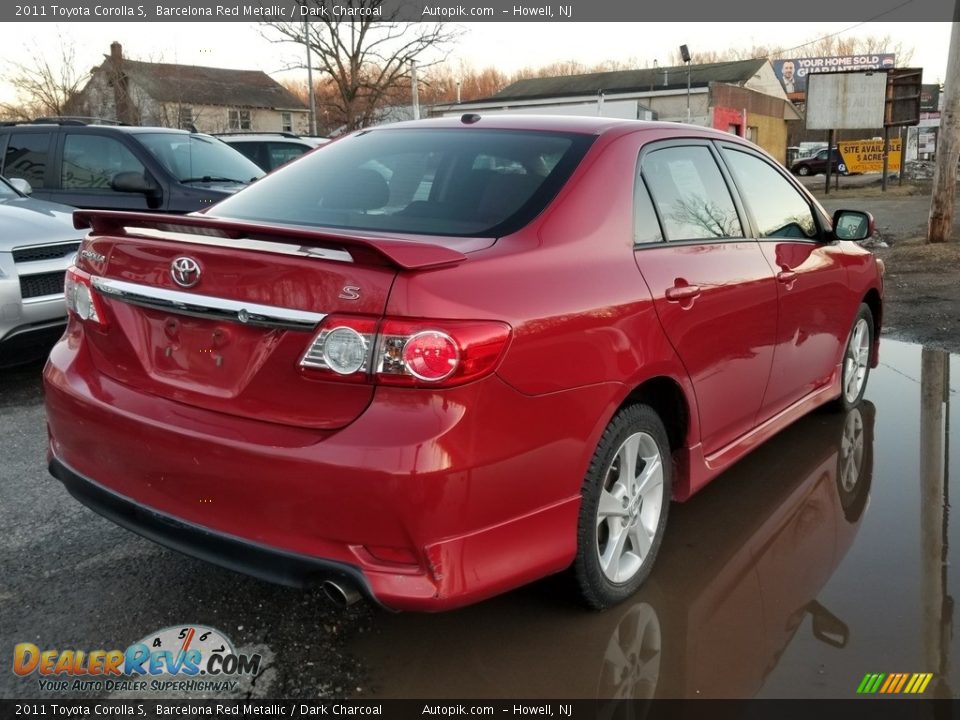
[171,256,202,288]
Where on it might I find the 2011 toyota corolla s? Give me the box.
[44,115,883,611]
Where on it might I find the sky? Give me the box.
[0,22,952,105]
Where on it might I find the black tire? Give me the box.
[574,404,672,610]
[836,303,874,412]
[797,165,811,176]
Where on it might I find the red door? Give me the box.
[636,142,778,456]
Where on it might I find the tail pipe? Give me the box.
[322,579,362,607]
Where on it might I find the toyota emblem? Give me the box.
[170,256,202,288]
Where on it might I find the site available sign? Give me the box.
[774,54,896,94]
[838,138,902,174]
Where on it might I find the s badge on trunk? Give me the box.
[171,257,202,288]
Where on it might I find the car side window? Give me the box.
[268,142,309,170]
[61,135,147,191]
[633,174,663,244]
[721,148,818,239]
[642,145,743,241]
[4,133,51,188]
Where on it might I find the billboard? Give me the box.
[774,54,896,94]
[920,84,941,112]
[806,71,888,130]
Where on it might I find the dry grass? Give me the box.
[878,237,960,274]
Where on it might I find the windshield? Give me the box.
[0,176,20,199]
[137,133,264,184]
[209,128,594,237]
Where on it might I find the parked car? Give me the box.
[0,120,264,212]
[790,148,845,176]
[45,116,883,611]
[215,132,328,172]
[0,175,83,366]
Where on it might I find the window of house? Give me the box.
[178,107,194,129]
[746,126,759,143]
[3,133,51,188]
[228,109,252,130]
[281,112,293,133]
[641,145,743,241]
[61,135,146,191]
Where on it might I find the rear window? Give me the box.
[209,128,595,237]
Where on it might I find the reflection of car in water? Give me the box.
[355,404,875,699]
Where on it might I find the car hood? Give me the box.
[0,197,81,250]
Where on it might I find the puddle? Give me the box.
[352,339,959,699]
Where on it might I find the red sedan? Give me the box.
[44,116,883,611]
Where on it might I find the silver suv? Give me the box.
[0,176,82,366]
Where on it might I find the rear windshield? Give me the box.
[208,128,595,237]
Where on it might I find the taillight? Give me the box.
[64,266,107,326]
[300,316,511,388]
[300,316,377,383]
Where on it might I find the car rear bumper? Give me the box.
[44,330,614,610]
[49,456,381,602]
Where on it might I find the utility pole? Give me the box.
[304,18,317,136]
[411,60,420,120]
[928,17,960,243]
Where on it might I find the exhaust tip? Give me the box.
[322,579,362,607]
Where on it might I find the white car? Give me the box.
[0,176,82,366]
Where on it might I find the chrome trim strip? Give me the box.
[123,226,354,263]
[90,276,326,331]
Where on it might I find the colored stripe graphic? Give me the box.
[857,672,934,694]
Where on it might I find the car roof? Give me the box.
[218,134,315,145]
[372,114,760,144]
[1,123,197,135]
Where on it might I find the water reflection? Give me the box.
[355,404,875,699]
[920,348,953,698]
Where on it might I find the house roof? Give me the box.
[490,58,769,101]
[109,58,307,110]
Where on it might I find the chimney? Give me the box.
[109,41,134,125]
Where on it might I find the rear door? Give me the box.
[633,141,778,456]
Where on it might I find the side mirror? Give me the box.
[9,177,32,195]
[806,600,849,649]
[833,210,874,241]
[111,171,160,196]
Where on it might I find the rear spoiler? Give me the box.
[73,210,469,271]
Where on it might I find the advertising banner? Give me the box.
[838,138,902,173]
[774,54,896,94]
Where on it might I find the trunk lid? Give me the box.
[73,210,478,429]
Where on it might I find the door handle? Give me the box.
[665,285,701,301]
[777,270,798,283]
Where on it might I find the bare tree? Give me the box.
[262,1,459,133]
[0,35,90,120]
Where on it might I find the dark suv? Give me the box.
[790,148,845,177]
[0,121,264,213]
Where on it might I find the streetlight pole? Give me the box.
[680,44,691,123]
